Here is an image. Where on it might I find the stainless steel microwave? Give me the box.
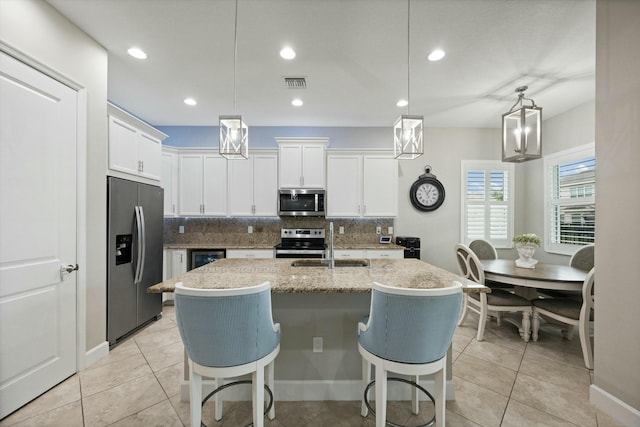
[278,189,325,217]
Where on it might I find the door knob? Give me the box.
[60,264,79,280]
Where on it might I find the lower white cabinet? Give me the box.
[226,249,274,259]
[334,249,403,259]
[163,249,187,304]
[366,249,404,259]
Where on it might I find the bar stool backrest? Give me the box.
[174,281,280,368]
[359,282,462,364]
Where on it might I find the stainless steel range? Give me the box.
[274,228,326,258]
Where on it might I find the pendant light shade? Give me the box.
[394,115,423,160]
[394,0,423,160]
[502,86,542,162]
[219,115,248,160]
[219,0,248,159]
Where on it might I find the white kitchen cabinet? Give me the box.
[228,153,278,216]
[171,249,188,276]
[366,249,403,259]
[178,153,227,216]
[277,138,327,188]
[333,249,367,259]
[326,153,398,217]
[226,249,274,259]
[362,156,398,217]
[161,149,178,216]
[107,103,167,183]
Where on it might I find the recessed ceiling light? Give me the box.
[396,99,408,107]
[291,99,303,107]
[127,47,147,59]
[280,46,296,60]
[427,49,445,62]
[184,98,197,106]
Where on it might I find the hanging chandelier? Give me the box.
[394,0,423,160]
[501,86,542,162]
[219,0,248,160]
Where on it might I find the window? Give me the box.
[461,161,515,248]
[544,143,595,255]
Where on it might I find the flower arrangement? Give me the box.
[513,233,542,247]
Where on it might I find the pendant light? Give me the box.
[394,0,423,160]
[502,86,542,162]
[219,0,248,160]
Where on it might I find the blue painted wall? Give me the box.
[157,125,393,150]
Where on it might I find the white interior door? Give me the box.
[0,51,78,418]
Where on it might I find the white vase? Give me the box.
[515,242,538,268]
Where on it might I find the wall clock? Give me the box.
[409,166,445,212]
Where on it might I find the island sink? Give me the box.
[291,259,370,268]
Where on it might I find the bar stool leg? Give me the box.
[435,363,446,427]
[190,370,202,427]
[411,375,419,414]
[252,369,264,427]
[266,362,276,420]
[375,364,387,427]
[361,359,371,417]
[214,378,223,421]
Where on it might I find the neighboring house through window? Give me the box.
[544,143,595,255]
[461,161,515,249]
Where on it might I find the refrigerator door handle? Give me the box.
[134,206,143,284]
[139,205,146,283]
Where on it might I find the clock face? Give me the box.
[410,176,445,212]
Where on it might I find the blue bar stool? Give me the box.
[358,281,462,427]
[174,281,281,427]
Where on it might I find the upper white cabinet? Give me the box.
[161,148,178,216]
[228,153,278,216]
[107,103,167,183]
[277,138,327,188]
[326,153,398,217]
[178,153,227,216]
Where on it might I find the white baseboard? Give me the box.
[590,384,640,426]
[79,341,109,371]
[180,379,456,402]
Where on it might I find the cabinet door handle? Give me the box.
[140,160,144,172]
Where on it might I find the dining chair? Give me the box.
[468,239,514,290]
[174,281,281,427]
[468,239,498,260]
[358,281,462,427]
[570,243,595,271]
[455,244,533,341]
[532,268,595,369]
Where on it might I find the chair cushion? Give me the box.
[532,298,594,321]
[470,289,530,306]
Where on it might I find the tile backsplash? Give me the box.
[163,217,394,247]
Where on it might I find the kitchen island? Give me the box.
[148,257,487,294]
[148,258,487,402]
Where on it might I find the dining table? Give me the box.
[481,259,587,297]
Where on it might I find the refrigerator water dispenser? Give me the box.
[115,234,132,265]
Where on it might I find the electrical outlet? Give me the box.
[248,225,253,234]
[313,337,323,353]
[388,226,394,235]
[179,225,184,234]
[339,226,344,234]
[376,226,381,235]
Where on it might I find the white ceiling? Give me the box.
[47,0,595,128]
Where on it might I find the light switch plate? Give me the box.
[339,226,344,234]
[248,226,253,234]
[178,226,184,234]
[313,337,323,353]
[388,226,394,235]
[376,226,381,234]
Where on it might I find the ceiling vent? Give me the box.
[284,77,307,89]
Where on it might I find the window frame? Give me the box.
[543,143,595,255]
[460,160,515,249]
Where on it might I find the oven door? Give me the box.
[274,248,325,259]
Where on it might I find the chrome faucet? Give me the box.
[328,222,335,269]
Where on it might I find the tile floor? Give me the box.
[0,305,625,427]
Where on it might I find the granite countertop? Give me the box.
[148,258,488,294]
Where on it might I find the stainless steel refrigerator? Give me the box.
[107,177,163,346]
